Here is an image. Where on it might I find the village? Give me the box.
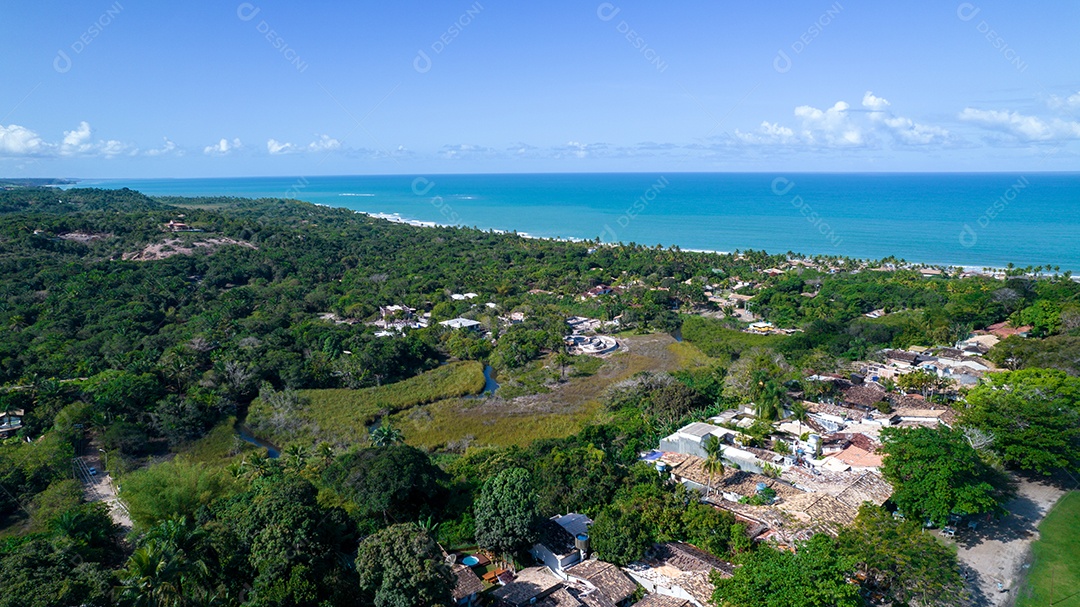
[440,330,1015,607]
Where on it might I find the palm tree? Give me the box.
[241,455,272,479]
[701,435,726,497]
[315,442,336,467]
[117,544,186,607]
[283,444,309,472]
[370,424,404,447]
[702,455,725,497]
[789,401,808,438]
[754,380,786,421]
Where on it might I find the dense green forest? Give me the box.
[0,187,1077,607]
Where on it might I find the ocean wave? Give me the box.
[339,193,376,197]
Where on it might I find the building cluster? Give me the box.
[476,512,729,607]
[858,341,997,388]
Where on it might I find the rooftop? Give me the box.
[452,564,484,601]
[565,560,637,604]
[492,567,563,606]
[537,518,577,557]
[631,595,692,607]
[440,317,483,329]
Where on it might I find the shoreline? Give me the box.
[351,210,1071,279]
[41,180,1080,275]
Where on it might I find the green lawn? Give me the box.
[1017,491,1080,607]
[247,361,486,447]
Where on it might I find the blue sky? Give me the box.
[2,0,1079,177]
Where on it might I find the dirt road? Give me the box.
[950,477,1067,606]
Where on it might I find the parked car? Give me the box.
[88,467,98,476]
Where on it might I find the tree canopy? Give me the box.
[880,426,1011,526]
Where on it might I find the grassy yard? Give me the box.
[248,361,486,447]
[1017,491,1080,607]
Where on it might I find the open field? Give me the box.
[248,361,486,447]
[392,334,719,450]
[1016,490,1080,607]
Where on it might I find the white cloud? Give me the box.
[146,137,180,157]
[737,94,950,148]
[959,108,1080,141]
[860,92,950,145]
[881,116,950,145]
[1048,91,1080,110]
[99,140,134,157]
[862,91,891,112]
[439,143,496,159]
[0,124,50,157]
[307,134,341,152]
[60,121,94,155]
[267,139,294,154]
[267,134,342,155]
[735,121,795,144]
[794,101,865,146]
[204,138,242,155]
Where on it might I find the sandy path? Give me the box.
[950,477,1068,606]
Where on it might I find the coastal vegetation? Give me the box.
[0,187,1077,606]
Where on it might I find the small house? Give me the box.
[439,318,483,331]
[531,513,593,576]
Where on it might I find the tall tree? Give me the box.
[838,505,965,607]
[880,426,1011,526]
[962,368,1080,474]
[355,523,455,607]
[713,534,862,607]
[474,467,540,554]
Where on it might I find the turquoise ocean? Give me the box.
[81,173,1080,271]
